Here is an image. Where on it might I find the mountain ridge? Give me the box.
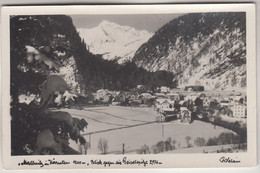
[132,12,246,91]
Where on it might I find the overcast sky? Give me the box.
[70,14,184,33]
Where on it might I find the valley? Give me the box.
[10,12,248,155]
[62,106,238,154]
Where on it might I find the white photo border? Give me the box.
[1,4,256,169]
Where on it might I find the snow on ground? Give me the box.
[220,114,246,125]
[18,94,37,104]
[165,144,246,154]
[61,106,235,155]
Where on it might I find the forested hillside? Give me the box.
[11,15,174,101]
[133,12,246,91]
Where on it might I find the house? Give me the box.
[199,93,207,98]
[233,96,242,101]
[92,93,98,101]
[202,98,210,107]
[154,93,166,98]
[127,93,142,105]
[179,100,185,106]
[154,98,168,109]
[162,100,176,122]
[184,85,205,91]
[139,93,153,99]
[170,88,182,92]
[168,100,175,108]
[230,104,246,118]
[111,92,127,105]
[178,107,192,123]
[184,95,197,101]
[96,89,109,100]
[166,93,179,101]
[220,100,229,107]
[111,101,121,106]
[129,99,142,106]
[108,91,117,98]
[99,93,112,103]
[187,87,193,92]
[154,98,165,104]
[115,91,127,102]
[232,95,246,104]
[155,99,174,114]
[127,93,139,100]
[161,99,174,109]
[160,86,170,93]
[156,114,165,122]
[138,93,153,105]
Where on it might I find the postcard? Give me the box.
[1,3,256,169]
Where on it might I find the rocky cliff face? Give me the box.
[132,13,246,91]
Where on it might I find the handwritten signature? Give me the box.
[219,156,241,163]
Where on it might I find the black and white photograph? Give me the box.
[1,4,256,169]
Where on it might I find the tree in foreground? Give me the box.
[137,144,150,154]
[98,138,108,155]
[194,137,206,147]
[10,15,88,155]
[185,136,192,148]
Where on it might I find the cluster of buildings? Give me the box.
[92,89,153,105]
[153,88,247,122]
[219,96,247,119]
[90,85,247,122]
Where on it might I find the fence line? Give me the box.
[81,121,159,136]
[83,109,151,123]
[72,113,127,126]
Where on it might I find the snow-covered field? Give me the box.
[60,106,235,155]
[166,144,246,154]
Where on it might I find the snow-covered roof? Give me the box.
[233,96,243,101]
[168,100,175,104]
[140,93,152,96]
[97,89,109,93]
[166,93,179,96]
[180,107,190,111]
[155,93,165,96]
[163,108,175,112]
[179,100,185,105]
[155,99,168,104]
[184,95,197,101]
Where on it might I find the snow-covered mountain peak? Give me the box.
[98,20,134,32]
[77,20,153,64]
[98,20,120,28]
[98,20,110,26]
